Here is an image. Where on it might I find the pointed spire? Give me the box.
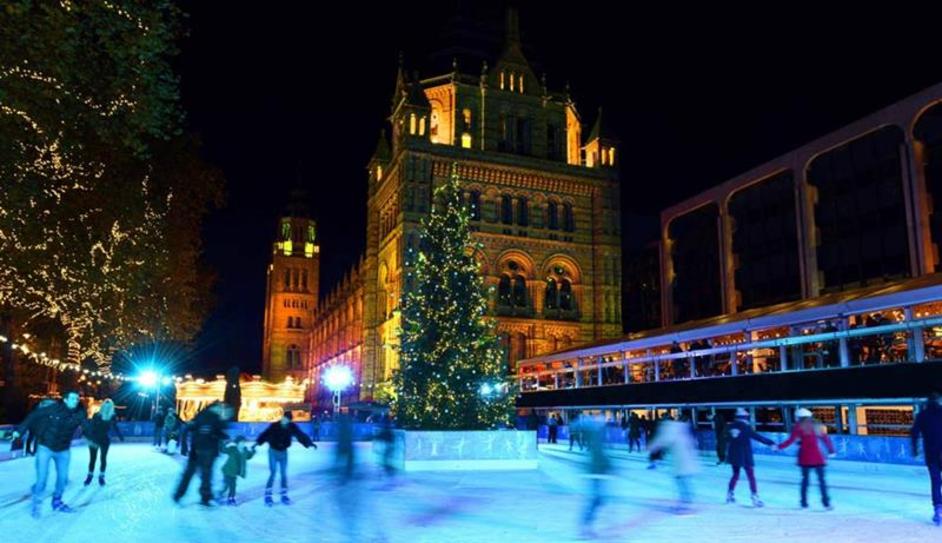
[392,51,407,109]
[372,130,391,162]
[505,6,521,46]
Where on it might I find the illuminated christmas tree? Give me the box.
[393,165,515,430]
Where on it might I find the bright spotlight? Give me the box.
[137,370,159,388]
[479,383,492,396]
[323,365,354,393]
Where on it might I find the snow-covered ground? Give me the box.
[0,441,938,542]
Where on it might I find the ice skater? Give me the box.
[725,408,774,507]
[11,390,92,517]
[16,398,55,458]
[569,412,584,451]
[712,411,728,465]
[163,407,183,454]
[219,436,256,505]
[627,412,642,453]
[577,414,612,539]
[255,411,316,506]
[375,412,399,487]
[548,412,559,444]
[777,408,835,510]
[152,405,166,449]
[172,401,231,506]
[911,391,942,525]
[84,398,124,487]
[647,416,700,513]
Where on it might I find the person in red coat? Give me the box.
[778,408,835,510]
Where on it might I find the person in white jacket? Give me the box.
[647,417,700,512]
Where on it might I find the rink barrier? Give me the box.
[534,424,925,466]
[1,420,379,462]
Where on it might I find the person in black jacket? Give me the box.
[12,391,91,516]
[627,412,643,453]
[152,405,166,449]
[256,411,316,506]
[172,401,231,506]
[21,398,56,457]
[712,412,728,465]
[84,398,124,487]
[912,392,942,525]
[725,408,774,507]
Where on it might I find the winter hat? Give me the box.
[735,408,749,419]
[795,408,813,420]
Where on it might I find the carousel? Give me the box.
[175,374,309,421]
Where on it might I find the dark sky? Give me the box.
[176,1,942,375]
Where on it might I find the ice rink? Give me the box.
[0,441,938,542]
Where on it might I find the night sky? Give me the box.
[176,1,942,375]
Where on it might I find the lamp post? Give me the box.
[323,365,354,417]
[137,370,173,419]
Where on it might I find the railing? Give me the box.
[517,313,942,392]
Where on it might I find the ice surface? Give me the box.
[0,441,938,542]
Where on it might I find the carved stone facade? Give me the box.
[295,9,622,406]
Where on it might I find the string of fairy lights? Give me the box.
[0,333,129,383]
[0,333,317,390]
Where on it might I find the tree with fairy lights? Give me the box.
[0,2,223,372]
[392,165,516,430]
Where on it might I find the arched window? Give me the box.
[547,201,559,230]
[419,116,426,136]
[518,74,524,94]
[284,269,291,289]
[462,108,472,128]
[498,275,512,306]
[563,202,575,232]
[559,279,573,310]
[461,132,472,149]
[512,275,527,307]
[287,345,300,370]
[500,71,506,90]
[544,278,558,309]
[468,191,482,221]
[409,113,417,135]
[302,270,308,291]
[501,194,513,224]
[516,196,528,226]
